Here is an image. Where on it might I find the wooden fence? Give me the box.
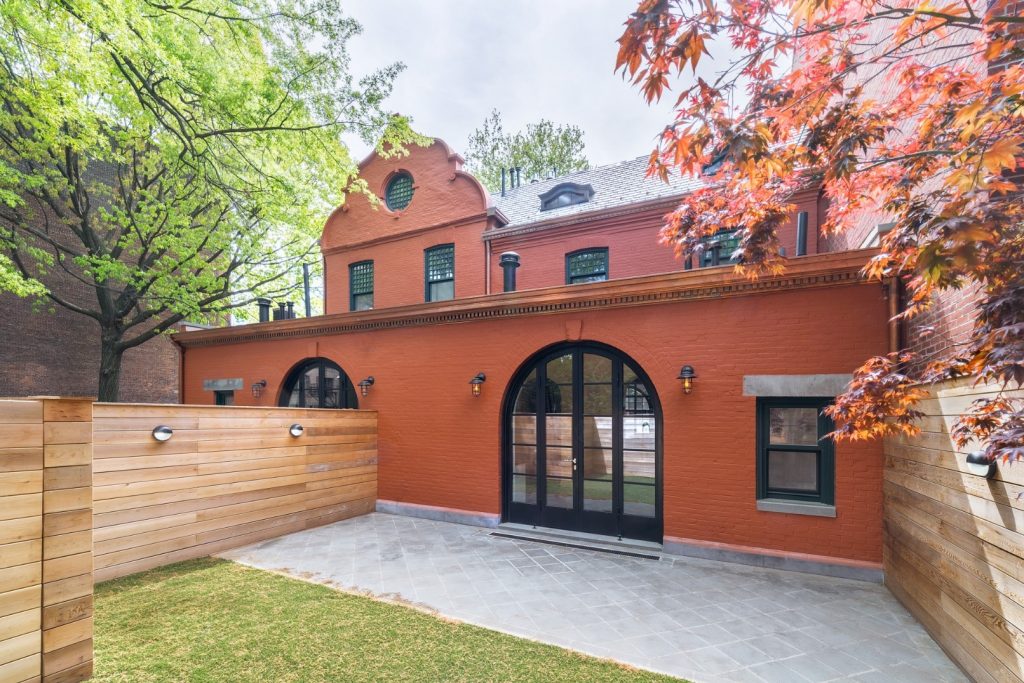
[0,398,94,683]
[884,378,1024,683]
[0,399,377,683]
[92,403,377,582]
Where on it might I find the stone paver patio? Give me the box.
[219,513,963,683]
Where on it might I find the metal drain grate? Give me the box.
[490,531,661,561]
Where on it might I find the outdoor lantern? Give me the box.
[358,376,375,397]
[289,423,304,438]
[965,450,996,479]
[251,379,267,398]
[152,425,173,442]
[469,372,486,397]
[677,365,697,394]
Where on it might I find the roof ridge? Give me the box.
[488,154,652,198]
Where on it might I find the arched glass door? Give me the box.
[504,343,662,542]
[279,358,358,409]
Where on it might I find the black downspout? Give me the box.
[796,211,808,256]
[499,252,520,292]
[302,263,312,317]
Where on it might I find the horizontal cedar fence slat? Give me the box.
[91,403,377,582]
[884,379,1024,682]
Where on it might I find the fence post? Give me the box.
[40,398,94,683]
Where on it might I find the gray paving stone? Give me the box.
[218,512,966,683]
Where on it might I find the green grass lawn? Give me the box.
[94,558,681,682]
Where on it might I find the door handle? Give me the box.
[572,458,577,471]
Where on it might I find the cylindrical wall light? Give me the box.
[289,424,304,438]
[152,425,173,442]
[965,450,996,478]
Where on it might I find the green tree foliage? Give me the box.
[0,0,427,401]
[464,110,588,191]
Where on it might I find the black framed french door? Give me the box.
[503,342,662,542]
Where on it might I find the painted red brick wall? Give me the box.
[322,140,493,314]
[181,279,889,564]
[322,142,830,308]
[487,189,823,290]
[325,221,488,311]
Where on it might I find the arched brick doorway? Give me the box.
[502,342,663,542]
[278,357,358,409]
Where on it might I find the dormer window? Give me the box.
[538,182,594,212]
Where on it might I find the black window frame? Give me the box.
[278,357,358,409]
[424,243,455,302]
[565,247,609,285]
[384,171,415,211]
[349,260,374,312]
[756,397,835,505]
[701,229,741,267]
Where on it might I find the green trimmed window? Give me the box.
[756,397,835,505]
[385,172,414,211]
[349,260,373,311]
[425,244,455,302]
[701,229,740,267]
[566,248,608,284]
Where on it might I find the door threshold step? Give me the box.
[492,524,662,560]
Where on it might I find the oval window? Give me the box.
[385,172,414,211]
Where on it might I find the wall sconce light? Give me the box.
[469,372,486,397]
[152,425,173,442]
[966,450,996,479]
[289,423,304,438]
[677,365,697,394]
[358,376,375,397]
[251,380,267,399]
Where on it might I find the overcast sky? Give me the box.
[341,0,685,167]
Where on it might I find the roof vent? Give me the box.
[538,182,594,212]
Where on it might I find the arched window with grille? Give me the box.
[278,358,358,409]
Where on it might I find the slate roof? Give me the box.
[490,155,703,228]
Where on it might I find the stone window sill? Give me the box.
[757,499,836,518]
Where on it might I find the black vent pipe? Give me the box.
[499,251,520,292]
[257,298,271,323]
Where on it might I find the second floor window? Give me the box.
[425,244,455,302]
[701,229,741,267]
[349,261,374,311]
[566,248,609,284]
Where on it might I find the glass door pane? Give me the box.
[511,370,539,505]
[582,353,614,512]
[543,355,574,510]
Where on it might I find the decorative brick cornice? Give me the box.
[175,250,878,348]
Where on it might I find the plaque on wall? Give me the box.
[202,378,244,392]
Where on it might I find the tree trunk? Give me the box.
[98,332,124,402]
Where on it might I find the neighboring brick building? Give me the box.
[175,139,892,580]
[0,195,181,403]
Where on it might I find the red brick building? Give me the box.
[176,140,892,580]
[0,197,181,403]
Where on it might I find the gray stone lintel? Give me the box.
[756,498,837,518]
[742,374,853,397]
